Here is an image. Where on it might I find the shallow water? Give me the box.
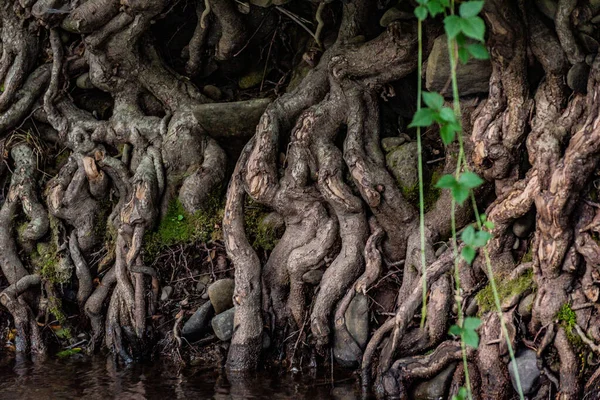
[0,356,363,399]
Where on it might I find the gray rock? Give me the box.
[208,279,235,314]
[508,349,541,395]
[182,301,214,342]
[76,73,94,89]
[380,7,412,27]
[203,85,222,100]
[466,297,479,317]
[333,294,370,367]
[302,269,324,285]
[211,308,235,341]
[512,214,534,238]
[534,0,557,20]
[196,281,206,293]
[426,35,491,97]
[381,136,408,152]
[346,293,369,349]
[386,142,419,194]
[567,62,590,93]
[518,292,535,318]
[410,363,456,400]
[161,286,173,301]
[579,33,600,54]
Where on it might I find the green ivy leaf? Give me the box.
[409,108,435,127]
[440,123,458,145]
[461,225,476,245]
[458,46,470,64]
[464,317,482,330]
[452,386,469,400]
[452,184,470,205]
[472,230,491,247]
[484,220,495,230]
[461,245,476,264]
[439,107,457,123]
[459,1,484,18]
[449,324,462,336]
[439,0,450,7]
[414,5,428,21]
[444,15,462,39]
[463,327,480,348]
[467,43,489,59]
[422,91,445,110]
[416,0,428,4]
[459,171,484,189]
[460,16,486,41]
[177,214,184,221]
[435,174,457,189]
[426,1,445,17]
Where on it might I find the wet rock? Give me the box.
[518,292,535,318]
[203,85,222,100]
[302,269,324,285]
[201,291,209,300]
[208,279,235,314]
[380,7,412,27]
[512,214,535,238]
[386,142,419,194]
[410,363,456,400]
[579,33,600,54]
[381,136,408,152]
[76,73,94,89]
[211,308,235,341]
[182,301,215,342]
[534,0,557,20]
[426,35,491,97]
[333,294,369,367]
[567,62,590,93]
[161,286,173,301]
[508,349,541,395]
[346,293,369,349]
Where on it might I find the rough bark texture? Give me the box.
[1,0,600,399]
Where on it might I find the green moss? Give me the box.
[144,194,225,259]
[244,198,279,251]
[521,245,533,263]
[556,303,583,346]
[476,270,534,314]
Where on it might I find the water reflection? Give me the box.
[0,356,362,399]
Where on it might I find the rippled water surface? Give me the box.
[0,356,361,399]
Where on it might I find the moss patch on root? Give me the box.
[144,192,280,259]
[476,270,534,314]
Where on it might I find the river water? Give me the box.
[0,356,363,399]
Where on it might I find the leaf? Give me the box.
[435,174,457,189]
[414,5,428,21]
[484,220,495,230]
[458,46,470,64]
[467,43,489,59]
[460,16,486,41]
[415,0,428,4]
[461,245,476,264]
[472,230,491,247]
[439,107,457,123]
[449,324,462,336]
[177,214,184,221]
[426,1,445,17]
[422,91,444,110]
[440,123,457,145]
[444,15,462,39]
[459,1,484,18]
[439,0,450,7]
[459,171,484,189]
[452,184,470,205]
[463,328,480,348]
[464,317,482,330]
[409,108,435,127]
[461,225,475,245]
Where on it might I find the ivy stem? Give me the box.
[417,19,428,329]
